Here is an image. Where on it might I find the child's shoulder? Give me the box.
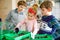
[50,15,57,20]
[42,15,57,22]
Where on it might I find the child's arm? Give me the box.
[33,20,39,34]
[49,18,60,34]
[40,18,60,34]
[15,19,25,29]
[14,19,26,33]
[31,20,39,39]
[40,22,52,32]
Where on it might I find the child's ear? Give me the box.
[47,8,52,12]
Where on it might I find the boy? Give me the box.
[39,1,60,40]
[5,1,27,30]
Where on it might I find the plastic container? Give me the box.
[2,30,53,40]
[0,22,3,40]
[0,30,13,40]
[22,34,53,40]
[33,34,53,40]
[2,31,30,40]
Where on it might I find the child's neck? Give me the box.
[46,12,52,16]
[17,9,22,13]
[28,18,35,21]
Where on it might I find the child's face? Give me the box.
[18,5,26,11]
[28,13,35,20]
[40,8,49,16]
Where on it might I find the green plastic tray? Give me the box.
[1,29,53,40]
[0,30,14,40]
[33,34,53,40]
[21,34,53,40]
[2,31,30,40]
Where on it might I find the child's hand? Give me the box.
[31,32,35,39]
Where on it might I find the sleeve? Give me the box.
[31,20,39,39]
[50,18,60,34]
[40,22,52,32]
[37,18,60,34]
[16,19,25,29]
[33,20,39,34]
[41,18,60,34]
[5,11,12,22]
[5,11,13,29]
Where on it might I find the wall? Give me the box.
[0,0,12,22]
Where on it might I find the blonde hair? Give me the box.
[32,4,38,13]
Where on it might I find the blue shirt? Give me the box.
[5,8,27,29]
[38,15,60,39]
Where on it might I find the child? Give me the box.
[37,15,52,33]
[5,1,27,30]
[15,8,39,39]
[39,0,60,40]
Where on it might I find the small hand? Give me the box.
[31,32,35,39]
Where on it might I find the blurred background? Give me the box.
[0,0,60,22]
